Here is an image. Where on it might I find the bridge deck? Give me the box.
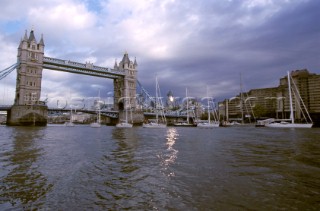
[43,57,125,79]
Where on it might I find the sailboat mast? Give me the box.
[287,71,294,124]
[98,89,101,123]
[240,73,244,124]
[186,87,189,124]
[206,86,210,124]
[226,99,229,122]
[155,76,159,124]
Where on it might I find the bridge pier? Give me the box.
[117,110,144,126]
[7,105,47,126]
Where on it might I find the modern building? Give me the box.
[219,69,320,125]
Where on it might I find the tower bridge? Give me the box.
[4,29,139,126]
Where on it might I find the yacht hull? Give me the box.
[265,123,313,128]
[116,123,133,128]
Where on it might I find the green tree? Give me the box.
[252,104,267,118]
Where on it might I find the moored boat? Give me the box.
[143,76,167,128]
[265,71,313,128]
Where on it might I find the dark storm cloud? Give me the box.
[136,0,320,100]
[1,0,319,104]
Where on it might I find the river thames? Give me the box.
[0,125,319,210]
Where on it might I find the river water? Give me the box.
[0,125,319,210]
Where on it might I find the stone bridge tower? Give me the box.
[113,52,138,111]
[7,30,47,126]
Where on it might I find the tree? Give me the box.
[252,104,267,118]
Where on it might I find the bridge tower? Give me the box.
[7,30,48,126]
[113,52,138,111]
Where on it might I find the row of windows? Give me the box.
[24,93,38,102]
[129,70,135,75]
[26,81,37,86]
[28,44,41,50]
[28,52,38,60]
[128,82,135,88]
[27,68,38,74]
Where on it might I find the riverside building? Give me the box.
[219,69,320,126]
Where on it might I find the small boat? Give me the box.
[197,121,219,128]
[255,118,275,127]
[116,121,133,128]
[197,87,220,128]
[220,121,235,127]
[64,122,75,127]
[266,121,312,128]
[91,90,101,128]
[174,122,196,127]
[143,121,166,128]
[265,71,313,128]
[65,106,75,127]
[143,76,167,128]
[174,88,196,127]
[90,122,101,128]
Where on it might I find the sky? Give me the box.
[0,0,319,107]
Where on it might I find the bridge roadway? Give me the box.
[0,105,119,118]
[48,108,119,118]
[0,106,189,119]
[43,57,125,79]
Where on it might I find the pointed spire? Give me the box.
[23,30,28,41]
[19,38,23,48]
[134,57,138,67]
[114,59,118,68]
[39,33,45,46]
[28,29,37,42]
[121,51,130,64]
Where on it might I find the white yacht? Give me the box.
[265,71,313,128]
[197,87,219,128]
[174,88,196,127]
[143,76,167,128]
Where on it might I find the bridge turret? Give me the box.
[114,59,118,69]
[28,30,37,42]
[114,52,138,111]
[8,29,48,126]
[134,57,138,68]
[38,34,45,52]
[15,29,45,106]
[18,30,29,51]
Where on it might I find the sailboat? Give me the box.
[197,87,220,128]
[64,106,75,127]
[91,90,102,128]
[220,99,235,127]
[143,76,167,128]
[265,71,313,128]
[116,81,133,128]
[174,88,195,127]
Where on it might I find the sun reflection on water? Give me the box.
[160,128,179,177]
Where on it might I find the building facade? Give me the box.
[219,69,320,125]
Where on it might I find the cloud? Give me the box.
[0,0,319,107]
